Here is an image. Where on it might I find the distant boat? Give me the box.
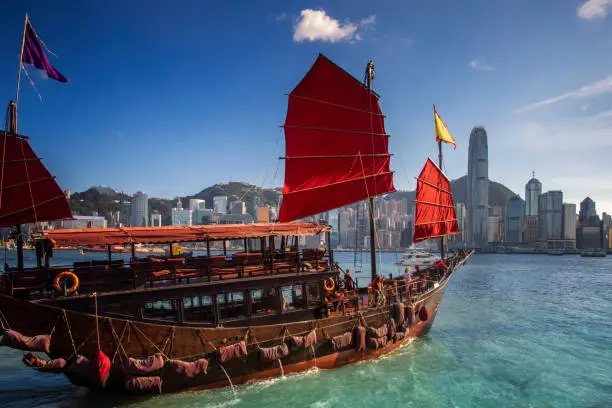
[397,248,441,267]
[580,249,607,258]
[547,249,564,256]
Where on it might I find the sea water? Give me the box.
[0,251,611,407]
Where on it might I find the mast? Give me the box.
[438,139,445,260]
[365,61,377,281]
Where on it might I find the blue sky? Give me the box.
[2,1,612,213]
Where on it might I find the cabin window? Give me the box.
[143,299,177,320]
[281,284,306,313]
[183,295,214,323]
[217,291,247,321]
[250,287,277,315]
[306,282,322,305]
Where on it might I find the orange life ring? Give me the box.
[54,271,79,294]
[418,306,429,322]
[323,277,335,292]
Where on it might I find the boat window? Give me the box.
[217,291,247,321]
[143,299,177,321]
[306,282,321,305]
[281,284,306,313]
[251,287,277,316]
[183,295,214,323]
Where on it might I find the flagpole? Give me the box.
[15,13,29,129]
[434,104,445,260]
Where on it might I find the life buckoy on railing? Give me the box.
[53,271,80,294]
[323,277,335,292]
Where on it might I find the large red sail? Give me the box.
[278,54,395,222]
[413,158,459,242]
[0,132,73,227]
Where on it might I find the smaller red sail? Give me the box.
[0,132,73,227]
[413,158,459,243]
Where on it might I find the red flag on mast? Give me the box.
[21,17,68,83]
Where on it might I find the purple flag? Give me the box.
[21,20,68,83]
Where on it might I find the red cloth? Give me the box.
[413,158,459,242]
[92,350,111,387]
[166,358,209,380]
[433,259,449,271]
[259,344,289,362]
[331,332,353,351]
[124,376,163,394]
[218,341,248,364]
[122,353,165,375]
[0,329,51,354]
[290,330,317,349]
[278,54,395,222]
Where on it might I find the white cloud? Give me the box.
[469,58,494,71]
[596,108,612,117]
[274,12,288,22]
[293,9,375,43]
[577,0,612,20]
[515,75,612,113]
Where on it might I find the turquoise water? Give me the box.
[1,251,612,407]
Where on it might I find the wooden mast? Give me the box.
[438,139,445,260]
[365,61,377,281]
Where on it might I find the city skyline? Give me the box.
[1,1,611,213]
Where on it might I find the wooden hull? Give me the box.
[0,251,472,394]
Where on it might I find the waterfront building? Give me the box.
[576,225,603,249]
[562,203,576,240]
[171,198,192,226]
[189,199,206,211]
[213,196,228,215]
[54,215,107,229]
[219,214,253,224]
[150,212,162,227]
[257,205,271,223]
[230,200,246,215]
[525,173,542,216]
[120,201,131,226]
[506,195,524,244]
[579,197,597,223]
[130,192,148,227]
[467,126,489,247]
[538,191,563,241]
[487,216,501,243]
[523,215,538,243]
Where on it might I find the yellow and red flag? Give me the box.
[433,106,456,149]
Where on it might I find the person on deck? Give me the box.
[344,269,355,290]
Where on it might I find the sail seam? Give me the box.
[282,125,390,137]
[288,94,385,117]
[415,178,451,194]
[414,200,455,209]
[1,157,41,163]
[414,219,458,226]
[282,154,391,160]
[3,175,56,190]
[0,194,67,220]
[283,171,394,195]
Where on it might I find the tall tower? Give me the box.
[525,171,542,216]
[467,127,489,247]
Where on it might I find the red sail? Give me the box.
[278,54,395,222]
[413,158,459,242]
[0,132,73,227]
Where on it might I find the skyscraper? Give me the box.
[467,127,489,247]
[506,195,524,244]
[579,197,596,223]
[213,196,228,214]
[525,172,542,216]
[538,191,563,241]
[130,192,148,227]
[562,203,576,241]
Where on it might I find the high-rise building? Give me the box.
[448,202,467,246]
[230,200,246,215]
[525,173,542,216]
[213,196,228,215]
[538,191,563,241]
[171,198,192,226]
[150,212,162,227]
[579,197,597,223]
[487,216,501,243]
[562,203,576,240]
[506,195,524,244]
[523,216,538,243]
[467,127,489,247]
[130,192,148,227]
[189,199,206,211]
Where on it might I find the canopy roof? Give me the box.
[44,222,330,247]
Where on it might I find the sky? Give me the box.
[1,0,612,214]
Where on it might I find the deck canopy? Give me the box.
[44,222,330,247]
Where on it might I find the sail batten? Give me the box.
[413,158,459,243]
[278,54,395,222]
[0,131,73,227]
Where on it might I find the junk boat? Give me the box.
[0,54,472,394]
